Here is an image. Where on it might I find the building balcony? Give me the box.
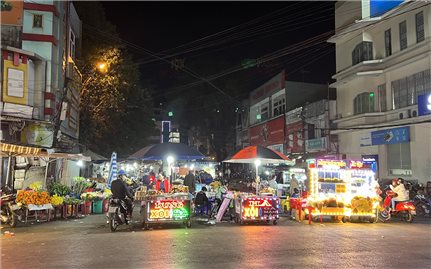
[333,104,431,133]
[331,38,431,87]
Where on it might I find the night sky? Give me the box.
[101,1,335,102]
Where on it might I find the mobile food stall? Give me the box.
[137,185,192,229]
[306,159,379,223]
[234,189,280,225]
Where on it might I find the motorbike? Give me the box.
[413,193,431,217]
[107,197,134,232]
[1,192,24,228]
[380,187,416,223]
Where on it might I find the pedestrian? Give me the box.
[290,174,299,196]
[184,170,196,193]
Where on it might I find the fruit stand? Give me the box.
[234,192,280,225]
[306,159,380,223]
[138,185,192,229]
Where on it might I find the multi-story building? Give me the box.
[329,1,431,182]
[1,0,83,188]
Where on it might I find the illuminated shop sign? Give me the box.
[349,161,364,169]
[242,198,278,218]
[418,93,431,116]
[317,159,347,168]
[148,200,190,220]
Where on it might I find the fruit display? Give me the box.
[259,187,275,194]
[350,196,373,214]
[16,190,51,205]
[169,185,189,194]
[147,190,164,196]
[50,194,64,206]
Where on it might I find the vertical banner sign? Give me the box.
[107,152,117,189]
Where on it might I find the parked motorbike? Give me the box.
[413,193,431,217]
[107,197,134,232]
[380,187,416,223]
[0,193,23,228]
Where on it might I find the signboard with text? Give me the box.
[147,199,190,221]
[371,127,409,145]
[305,137,327,152]
[241,197,279,220]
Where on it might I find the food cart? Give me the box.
[138,186,192,229]
[306,159,379,223]
[234,192,280,225]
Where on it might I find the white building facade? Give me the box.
[329,1,431,183]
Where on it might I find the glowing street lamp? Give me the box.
[167,155,175,183]
[77,160,84,167]
[254,159,261,194]
[97,62,108,73]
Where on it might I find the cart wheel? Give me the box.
[186,219,191,228]
[273,219,278,225]
[341,217,347,223]
[239,218,244,225]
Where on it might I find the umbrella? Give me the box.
[223,145,291,164]
[107,152,118,189]
[128,143,205,160]
[223,145,291,194]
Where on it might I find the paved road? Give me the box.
[2,213,430,269]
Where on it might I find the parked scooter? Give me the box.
[380,186,416,223]
[0,192,23,228]
[413,193,431,217]
[107,197,134,232]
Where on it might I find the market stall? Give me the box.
[137,185,192,229]
[306,159,380,223]
[234,191,279,225]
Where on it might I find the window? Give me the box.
[377,84,387,112]
[69,29,76,60]
[388,143,411,172]
[352,41,373,65]
[399,21,407,51]
[415,11,424,43]
[261,105,269,121]
[384,29,392,57]
[33,14,43,28]
[353,92,375,115]
[272,96,285,117]
[392,69,431,109]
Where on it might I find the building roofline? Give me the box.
[2,46,45,61]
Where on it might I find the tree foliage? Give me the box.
[75,1,155,157]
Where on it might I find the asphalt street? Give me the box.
[1,212,430,269]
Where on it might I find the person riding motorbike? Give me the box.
[389,178,409,211]
[111,170,134,220]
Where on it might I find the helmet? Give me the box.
[392,178,400,185]
[118,170,126,176]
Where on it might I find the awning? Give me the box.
[1,143,90,161]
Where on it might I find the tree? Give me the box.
[75,2,155,157]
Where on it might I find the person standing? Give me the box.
[290,174,299,196]
[184,170,196,193]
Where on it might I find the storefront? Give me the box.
[249,116,285,153]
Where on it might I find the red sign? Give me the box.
[250,71,285,104]
[242,197,278,219]
[249,116,284,146]
[286,121,304,153]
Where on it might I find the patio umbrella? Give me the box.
[128,143,205,161]
[223,145,291,164]
[107,152,118,189]
[223,145,291,194]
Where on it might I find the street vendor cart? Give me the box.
[307,159,380,223]
[138,186,192,229]
[234,192,279,225]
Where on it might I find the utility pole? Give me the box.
[53,0,70,149]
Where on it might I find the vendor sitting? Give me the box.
[195,186,209,215]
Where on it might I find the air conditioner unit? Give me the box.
[399,111,408,120]
[409,109,418,117]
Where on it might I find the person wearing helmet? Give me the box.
[389,178,409,211]
[111,170,134,221]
